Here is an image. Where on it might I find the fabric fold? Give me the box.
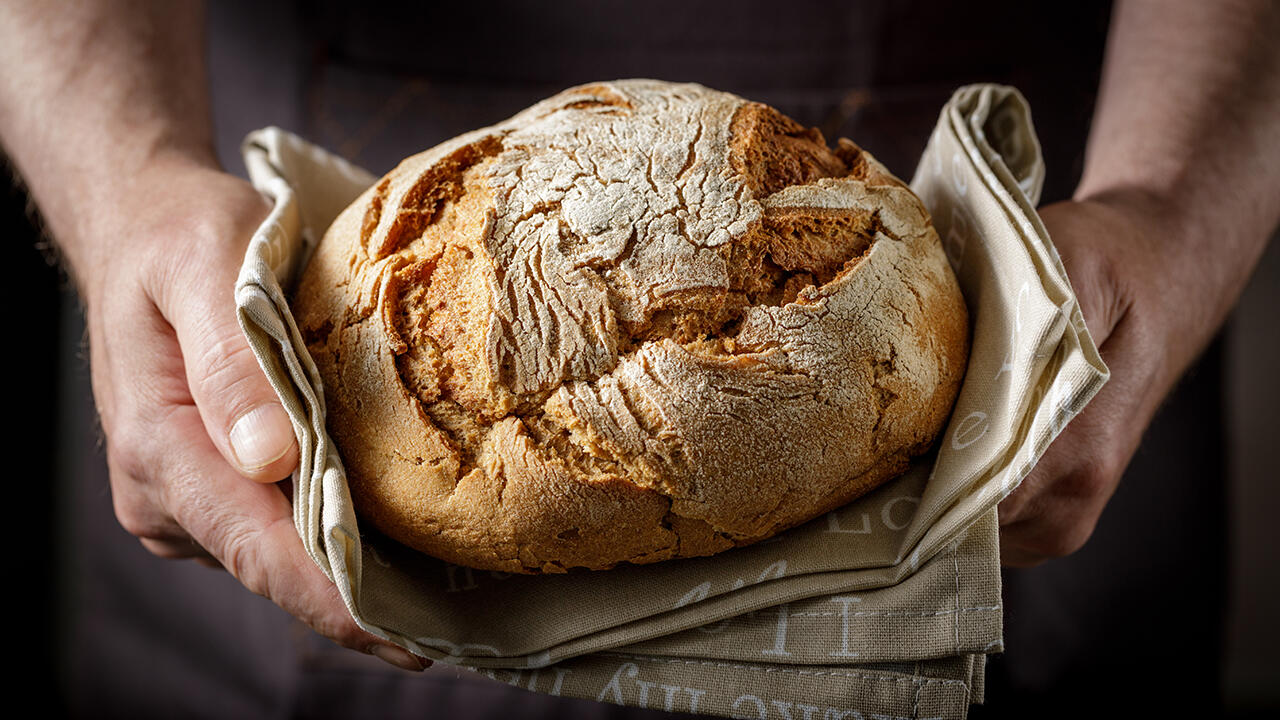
[235,84,1107,719]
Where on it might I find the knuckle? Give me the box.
[1062,456,1120,500]
[110,489,168,542]
[158,462,208,527]
[1037,536,1078,560]
[110,495,149,539]
[219,526,269,598]
[320,616,371,652]
[192,330,259,399]
[219,526,366,650]
[105,421,153,483]
[1036,521,1097,560]
[139,538,194,561]
[998,542,1045,569]
[104,423,188,544]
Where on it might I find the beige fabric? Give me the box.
[235,84,1107,719]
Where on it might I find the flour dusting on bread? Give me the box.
[293,80,968,573]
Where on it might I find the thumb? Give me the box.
[159,197,300,483]
[187,314,300,482]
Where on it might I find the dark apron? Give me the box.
[63,1,1227,717]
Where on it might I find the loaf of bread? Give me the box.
[293,80,968,573]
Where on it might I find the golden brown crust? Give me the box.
[293,80,969,573]
[728,102,850,196]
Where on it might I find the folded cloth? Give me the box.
[235,84,1107,720]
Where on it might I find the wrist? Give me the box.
[56,140,219,235]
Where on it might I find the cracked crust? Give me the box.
[293,80,969,573]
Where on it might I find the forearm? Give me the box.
[1001,2,1280,563]
[1076,0,1280,372]
[0,0,215,281]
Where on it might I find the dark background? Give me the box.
[7,0,1278,716]
[3,169,63,710]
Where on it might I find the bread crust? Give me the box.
[293,80,969,573]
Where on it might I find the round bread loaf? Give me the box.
[293,80,968,573]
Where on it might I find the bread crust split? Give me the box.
[293,80,969,573]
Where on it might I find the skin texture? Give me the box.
[0,0,425,671]
[0,0,1276,661]
[998,0,1280,566]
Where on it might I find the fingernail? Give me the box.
[371,644,429,672]
[229,404,294,471]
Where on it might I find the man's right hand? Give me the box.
[0,0,428,672]
[79,156,428,672]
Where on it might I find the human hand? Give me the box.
[997,193,1205,567]
[78,157,428,671]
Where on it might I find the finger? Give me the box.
[107,451,195,546]
[95,283,227,567]
[110,459,219,566]
[996,202,1154,562]
[182,309,299,482]
[138,536,218,564]
[998,542,1047,569]
[194,557,225,570]
[996,382,1120,530]
[997,358,1126,559]
[110,458,219,565]
[152,193,300,483]
[998,502,1103,566]
[998,302,1166,564]
[155,404,426,668]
